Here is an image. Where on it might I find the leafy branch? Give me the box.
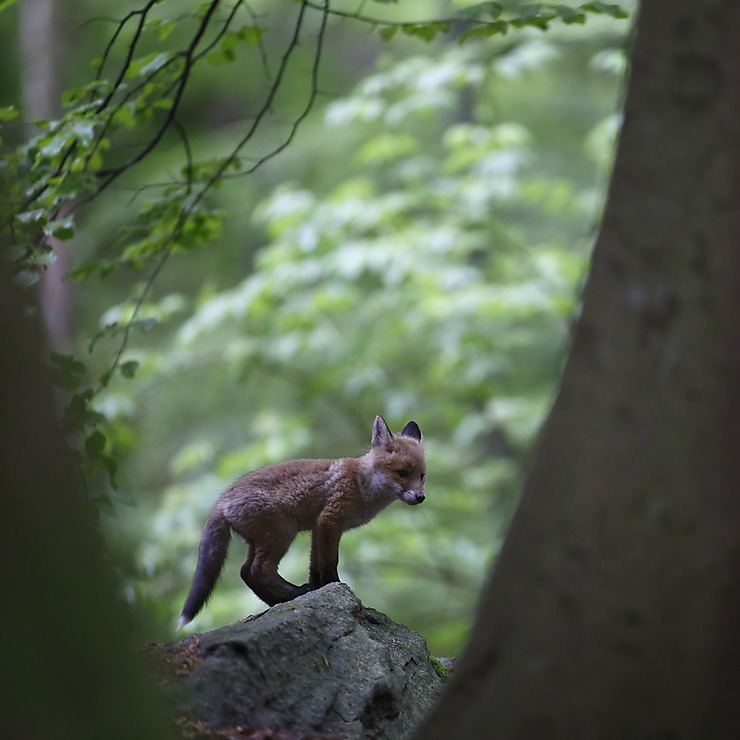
[1,0,331,491]
[304,1,629,43]
[97,0,329,389]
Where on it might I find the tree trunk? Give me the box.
[0,257,169,736]
[417,2,740,737]
[19,0,76,348]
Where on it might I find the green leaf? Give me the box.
[112,103,139,130]
[147,18,178,41]
[101,456,118,489]
[459,21,508,44]
[99,368,114,387]
[379,26,398,41]
[509,3,562,30]
[0,105,19,122]
[356,133,418,165]
[50,352,87,391]
[511,15,552,30]
[85,430,107,457]
[71,258,117,282]
[50,352,86,375]
[15,209,44,226]
[120,360,140,379]
[205,49,231,66]
[581,1,629,18]
[555,5,586,23]
[236,25,264,46]
[70,120,97,146]
[128,51,172,79]
[207,35,238,66]
[44,216,75,241]
[62,389,99,433]
[401,22,450,42]
[0,0,19,13]
[207,27,263,66]
[61,79,114,107]
[51,172,98,199]
[86,430,120,490]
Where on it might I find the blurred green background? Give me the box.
[1,0,631,656]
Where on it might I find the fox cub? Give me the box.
[178,415,425,627]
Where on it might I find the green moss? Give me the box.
[428,656,451,682]
[272,601,300,613]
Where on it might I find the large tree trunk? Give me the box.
[417,2,740,737]
[0,256,168,736]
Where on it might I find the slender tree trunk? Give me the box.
[19,0,76,348]
[417,1,740,737]
[19,0,58,122]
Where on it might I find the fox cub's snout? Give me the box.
[401,489,425,505]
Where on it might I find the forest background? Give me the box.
[0,0,631,656]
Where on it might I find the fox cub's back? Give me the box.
[218,458,339,531]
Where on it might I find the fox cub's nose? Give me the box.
[414,492,425,504]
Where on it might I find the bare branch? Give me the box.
[94,0,162,107]
[96,1,330,389]
[96,0,226,184]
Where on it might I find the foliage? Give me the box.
[0,0,629,654]
[2,0,332,490]
[114,37,625,653]
[304,1,628,43]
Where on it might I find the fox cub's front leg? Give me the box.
[309,519,341,589]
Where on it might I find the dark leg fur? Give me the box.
[309,524,341,589]
[240,540,310,606]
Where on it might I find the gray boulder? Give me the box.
[153,583,446,739]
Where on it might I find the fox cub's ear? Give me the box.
[400,420,422,442]
[372,415,394,448]
[373,416,423,447]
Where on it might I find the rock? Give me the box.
[150,583,446,739]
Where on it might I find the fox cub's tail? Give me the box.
[177,509,231,628]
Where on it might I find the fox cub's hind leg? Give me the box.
[240,540,310,606]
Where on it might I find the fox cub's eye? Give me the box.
[420,472,426,482]
[395,469,410,479]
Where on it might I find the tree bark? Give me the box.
[417,1,740,737]
[0,257,169,736]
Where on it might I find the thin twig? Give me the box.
[95,0,225,183]
[95,0,161,106]
[97,1,329,389]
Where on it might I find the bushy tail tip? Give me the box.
[176,614,190,630]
